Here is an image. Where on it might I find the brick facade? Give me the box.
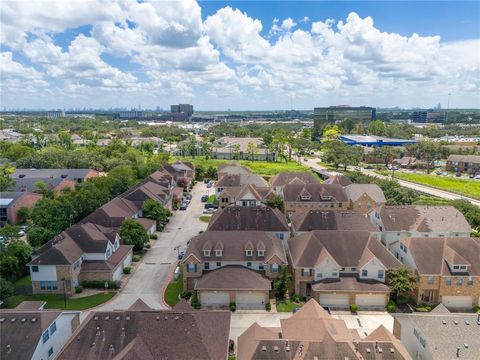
[416,275,480,306]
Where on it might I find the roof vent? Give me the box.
[378,347,383,353]
[61,174,68,178]
[94,316,98,320]
[366,348,371,354]
[31,318,37,323]
[156,316,160,320]
[442,320,447,325]
[465,320,469,325]
[104,316,109,321]
[91,342,96,347]
[126,316,130,321]
[115,316,120,321]
[164,316,169,320]
[273,346,279,352]
[10,318,16,323]
[454,320,458,325]
[464,344,469,349]
[0,318,5,323]
[261,346,267,352]
[285,346,290,352]
[390,348,395,354]
[21,318,26,323]
[109,344,115,352]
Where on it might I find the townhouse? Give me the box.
[324,173,352,186]
[215,173,268,198]
[393,306,480,360]
[10,168,100,186]
[269,171,320,194]
[182,230,287,309]
[211,136,275,161]
[0,191,42,225]
[28,222,133,295]
[368,205,472,248]
[282,181,349,214]
[290,210,379,239]
[238,299,411,360]
[218,162,252,178]
[0,302,81,360]
[390,236,480,309]
[56,301,230,360]
[288,230,401,309]
[446,154,480,174]
[217,184,274,208]
[207,205,290,243]
[345,183,386,213]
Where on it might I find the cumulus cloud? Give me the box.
[0,1,478,109]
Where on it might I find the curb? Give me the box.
[160,261,179,309]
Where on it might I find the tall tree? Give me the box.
[119,219,149,251]
[387,267,417,303]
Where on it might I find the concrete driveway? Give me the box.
[95,182,208,311]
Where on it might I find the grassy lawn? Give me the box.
[173,157,309,176]
[15,275,32,285]
[207,194,216,203]
[390,172,480,200]
[316,161,337,170]
[199,215,211,223]
[5,292,116,310]
[276,300,304,312]
[165,266,183,307]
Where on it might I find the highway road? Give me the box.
[305,158,480,207]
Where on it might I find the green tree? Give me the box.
[106,165,137,196]
[262,133,273,147]
[119,219,149,251]
[0,255,19,281]
[372,146,400,167]
[58,130,73,149]
[5,240,32,267]
[322,125,341,141]
[368,120,387,136]
[142,199,171,226]
[246,141,259,161]
[195,165,205,181]
[27,226,56,248]
[206,166,217,180]
[35,181,55,198]
[274,266,292,299]
[0,225,20,243]
[0,277,14,302]
[322,140,350,170]
[387,267,417,304]
[139,141,155,156]
[16,207,31,224]
[266,194,284,212]
[30,197,75,234]
[4,143,34,161]
[0,164,15,191]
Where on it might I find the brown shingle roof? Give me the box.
[57,309,230,360]
[81,197,140,228]
[207,205,288,232]
[404,237,480,276]
[447,154,480,163]
[216,173,267,188]
[184,230,287,264]
[288,230,400,269]
[283,182,348,202]
[377,205,471,233]
[291,210,377,232]
[312,277,390,292]
[270,172,320,187]
[80,245,133,271]
[346,184,386,203]
[29,234,83,266]
[195,265,272,291]
[325,174,353,186]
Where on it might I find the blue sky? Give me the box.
[1,0,479,110]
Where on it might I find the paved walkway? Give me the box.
[94,182,208,312]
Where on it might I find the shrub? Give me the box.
[473,306,480,313]
[265,303,271,311]
[123,267,131,275]
[415,304,432,312]
[350,304,359,313]
[75,286,83,294]
[291,294,301,303]
[229,302,237,312]
[190,292,201,309]
[81,280,120,289]
[132,255,141,262]
[150,233,158,240]
[386,300,397,313]
[145,244,151,249]
[180,291,193,300]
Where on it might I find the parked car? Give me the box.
[304,158,308,162]
[186,194,192,200]
[475,174,480,180]
[204,179,210,184]
[455,173,462,177]
[442,172,448,176]
[178,250,185,260]
[179,202,188,210]
[18,230,26,237]
[19,225,28,232]
[0,236,5,244]
[469,174,475,179]
[203,208,217,214]
[436,170,443,175]
[206,183,212,188]
[364,165,373,169]
[204,203,218,210]
[201,195,209,202]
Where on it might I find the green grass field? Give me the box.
[173,157,309,176]
[276,300,304,312]
[5,292,116,310]
[164,266,183,307]
[391,172,480,200]
[199,215,211,223]
[15,275,32,285]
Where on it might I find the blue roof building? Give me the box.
[339,135,416,147]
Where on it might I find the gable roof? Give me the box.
[346,184,386,203]
[216,173,268,188]
[184,230,287,264]
[81,197,140,228]
[291,210,377,232]
[324,174,352,186]
[207,206,288,232]
[57,309,231,360]
[283,182,348,202]
[269,172,319,187]
[288,230,400,269]
[377,205,472,233]
[218,163,252,176]
[195,265,272,291]
[10,168,95,179]
[447,154,480,163]
[404,237,480,276]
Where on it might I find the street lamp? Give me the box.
[104,281,109,295]
[61,278,67,308]
[174,245,181,260]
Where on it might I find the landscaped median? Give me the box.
[4,292,117,310]
[164,266,184,307]
[384,171,480,200]
[276,299,304,312]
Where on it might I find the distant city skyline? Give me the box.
[1,0,479,110]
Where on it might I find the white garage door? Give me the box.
[442,296,473,309]
[236,292,265,309]
[319,293,349,307]
[200,291,230,307]
[112,266,123,281]
[355,294,386,307]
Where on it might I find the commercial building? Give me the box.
[314,106,376,124]
[45,110,65,118]
[170,103,194,116]
[0,191,42,225]
[340,134,416,147]
[211,137,276,161]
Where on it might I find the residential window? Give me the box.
[245,250,253,257]
[40,281,58,291]
[247,262,252,268]
[456,277,463,285]
[453,265,459,270]
[331,271,338,277]
[259,263,264,270]
[50,321,56,335]
[42,330,49,344]
[428,276,434,285]
[445,277,452,286]
[216,262,221,267]
[203,250,211,257]
[277,233,284,240]
[316,272,323,279]
[467,277,473,286]
[204,262,210,270]
[362,269,368,277]
[215,250,222,257]
[378,270,384,279]
[339,202,342,208]
[186,264,197,273]
[257,250,265,257]
[48,347,54,358]
[271,264,279,273]
[301,268,311,277]
[32,266,39,272]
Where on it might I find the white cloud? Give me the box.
[281,18,297,31]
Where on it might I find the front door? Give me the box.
[421,290,436,303]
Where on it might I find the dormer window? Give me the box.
[203,250,211,257]
[215,250,223,257]
[257,250,265,257]
[321,195,332,201]
[245,250,253,257]
[300,195,312,201]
